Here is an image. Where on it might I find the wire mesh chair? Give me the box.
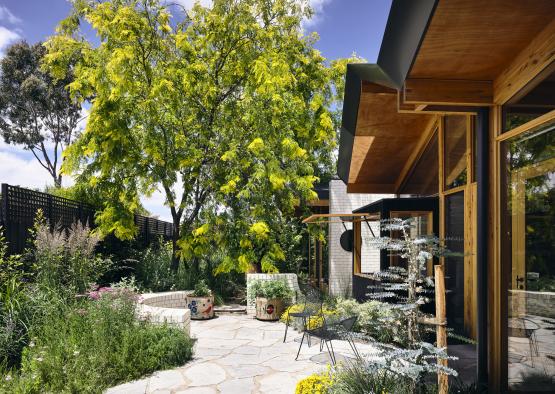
[508,317,540,366]
[283,285,324,345]
[296,315,360,365]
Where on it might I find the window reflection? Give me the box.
[503,68,555,132]
[444,116,468,190]
[502,120,555,392]
[399,130,438,196]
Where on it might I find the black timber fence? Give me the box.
[0,183,173,255]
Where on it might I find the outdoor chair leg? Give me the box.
[283,314,290,343]
[347,337,361,360]
[329,339,336,363]
[306,317,311,347]
[320,339,324,352]
[295,332,306,361]
[324,340,336,365]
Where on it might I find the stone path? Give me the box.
[106,314,370,393]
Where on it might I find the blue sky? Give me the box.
[0,0,391,220]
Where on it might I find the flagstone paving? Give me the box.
[106,314,371,394]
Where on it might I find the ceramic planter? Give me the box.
[186,295,214,320]
[255,297,284,321]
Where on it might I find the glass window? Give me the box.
[354,215,381,276]
[399,130,438,196]
[360,218,381,274]
[503,67,555,132]
[388,211,434,274]
[444,116,468,190]
[501,120,555,391]
[444,191,465,332]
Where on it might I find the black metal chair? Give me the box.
[283,286,323,345]
[296,315,361,365]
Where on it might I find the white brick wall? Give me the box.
[328,180,393,297]
[138,291,192,335]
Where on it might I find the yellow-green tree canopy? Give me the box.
[45,0,348,272]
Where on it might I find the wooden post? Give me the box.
[435,264,448,394]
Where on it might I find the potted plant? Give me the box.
[186,280,214,320]
[248,279,293,321]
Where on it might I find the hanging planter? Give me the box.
[248,279,292,321]
[186,280,214,320]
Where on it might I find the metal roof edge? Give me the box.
[377,0,438,89]
[337,63,395,184]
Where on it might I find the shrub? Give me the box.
[327,360,415,394]
[32,218,111,294]
[296,371,333,394]
[133,242,177,292]
[247,279,293,304]
[1,289,194,393]
[191,279,212,297]
[331,298,406,345]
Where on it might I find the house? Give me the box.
[337,0,555,391]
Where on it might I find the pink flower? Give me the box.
[88,291,100,300]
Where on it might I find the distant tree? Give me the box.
[0,41,83,187]
[44,0,347,272]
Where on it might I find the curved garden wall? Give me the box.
[137,291,191,335]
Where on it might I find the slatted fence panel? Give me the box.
[0,183,172,255]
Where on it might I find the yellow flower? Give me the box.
[249,221,269,239]
[295,372,332,394]
[192,223,209,237]
[247,138,265,154]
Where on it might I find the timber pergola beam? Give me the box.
[403,78,493,106]
[398,91,480,115]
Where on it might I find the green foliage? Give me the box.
[132,242,244,302]
[191,279,212,297]
[327,361,419,394]
[46,183,151,216]
[0,228,27,368]
[247,279,293,303]
[330,298,408,346]
[32,218,111,294]
[0,41,82,187]
[1,290,193,393]
[132,242,178,292]
[44,0,342,271]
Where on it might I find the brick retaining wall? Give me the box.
[138,291,192,335]
[246,273,300,315]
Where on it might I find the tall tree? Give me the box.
[0,41,82,187]
[45,0,341,272]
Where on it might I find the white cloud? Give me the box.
[141,189,173,222]
[172,0,212,10]
[0,26,20,58]
[303,0,332,28]
[0,150,54,190]
[170,0,331,28]
[0,6,21,25]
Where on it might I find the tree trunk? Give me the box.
[170,218,181,272]
[54,173,62,188]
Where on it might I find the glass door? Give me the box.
[501,119,555,392]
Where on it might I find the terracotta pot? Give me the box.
[186,295,214,320]
[255,297,284,321]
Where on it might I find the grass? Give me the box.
[1,289,194,393]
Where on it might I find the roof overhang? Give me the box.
[337,63,436,193]
[338,0,555,192]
